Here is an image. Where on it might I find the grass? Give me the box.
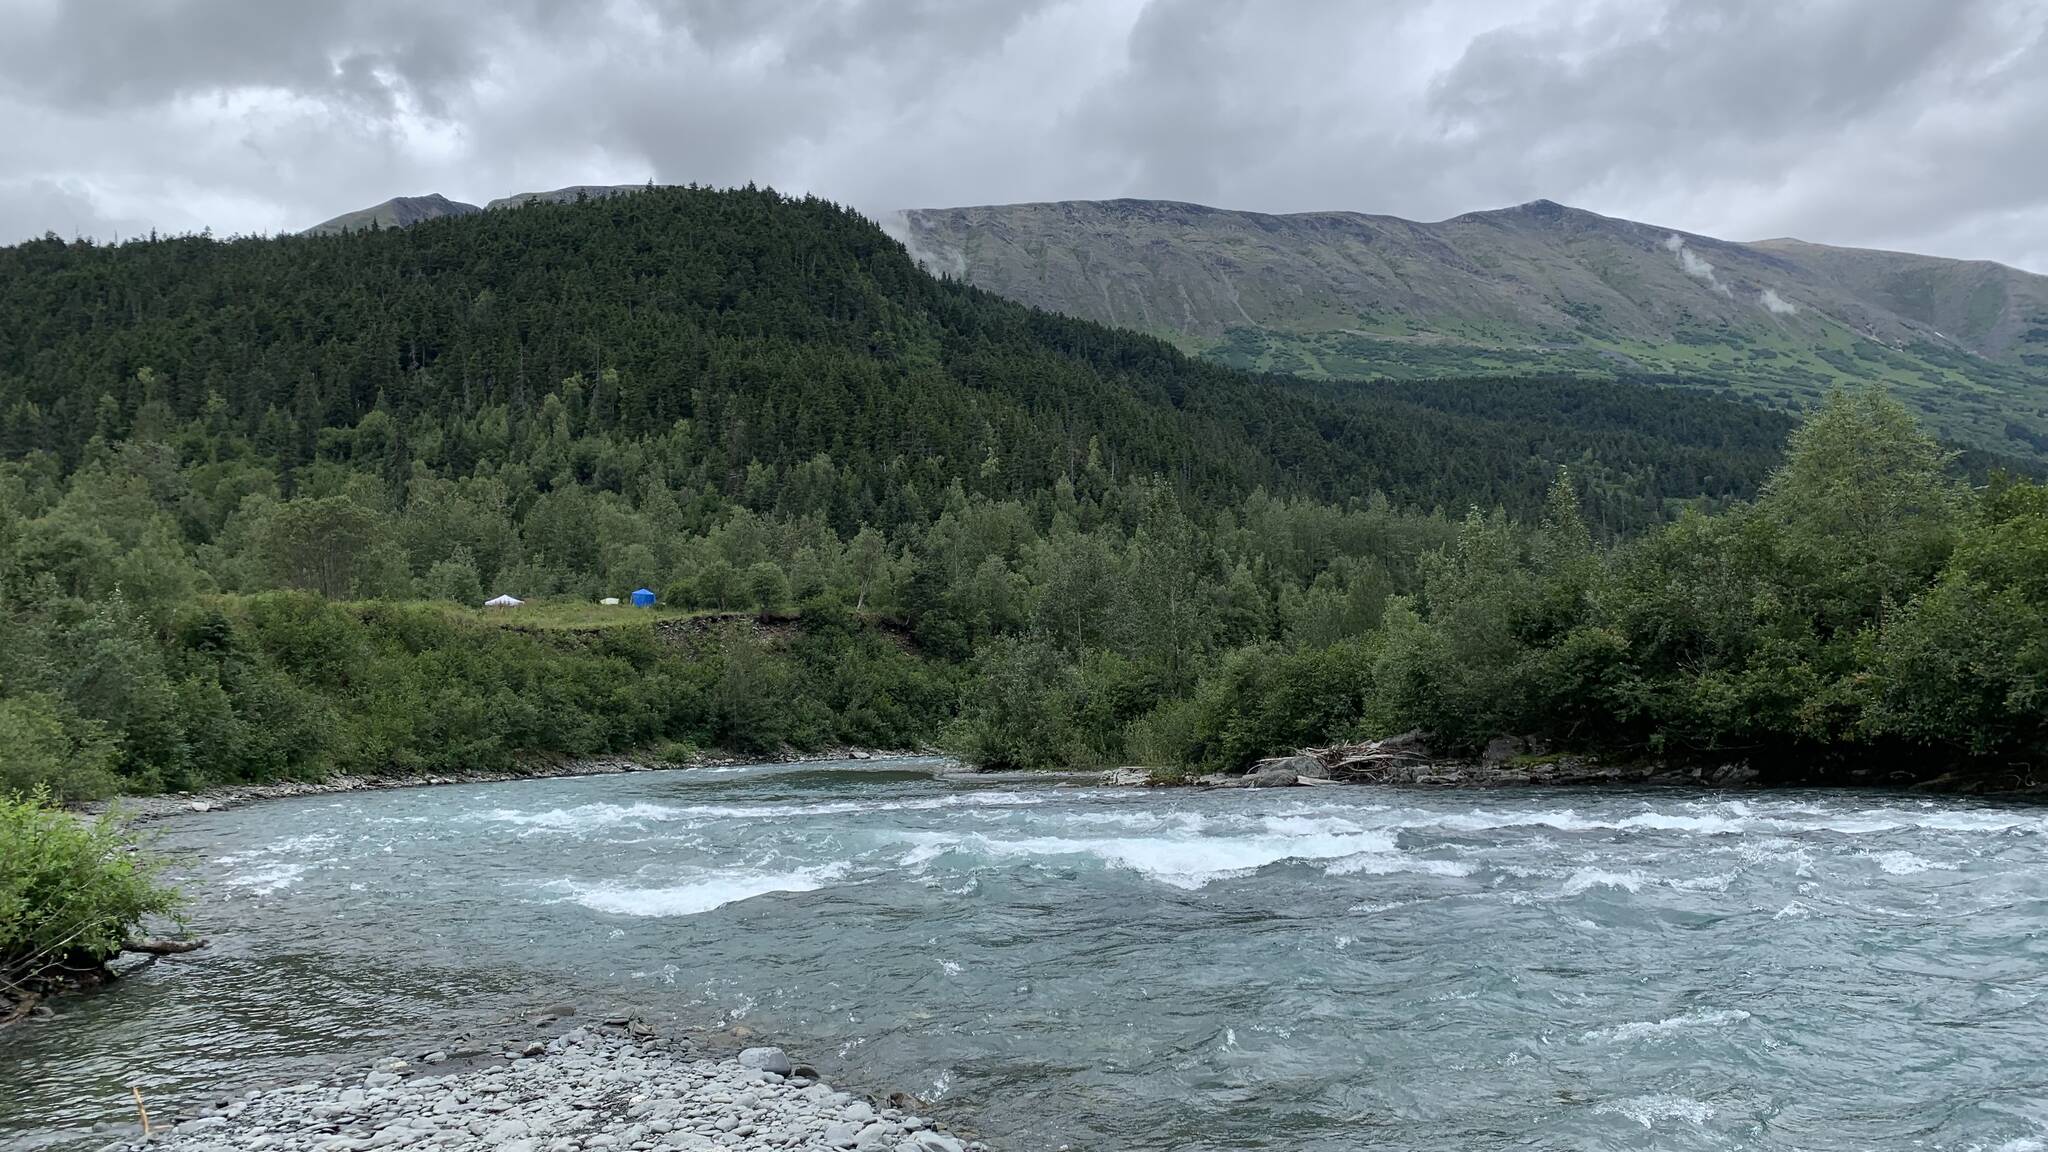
[1189,319,2048,463]
[432,600,717,632]
[203,592,750,635]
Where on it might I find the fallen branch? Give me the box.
[0,991,39,1027]
[121,937,208,956]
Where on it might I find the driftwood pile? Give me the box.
[1237,730,1442,787]
[1241,731,1730,789]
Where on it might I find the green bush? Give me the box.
[1,790,182,988]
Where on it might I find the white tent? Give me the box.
[484,594,524,607]
[600,597,621,606]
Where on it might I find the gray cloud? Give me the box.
[0,0,2044,272]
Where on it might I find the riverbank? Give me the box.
[100,1016,984,1152]
[74,748,930,822]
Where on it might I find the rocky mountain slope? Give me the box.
[303,193,482,236]
[895,199,2048,458]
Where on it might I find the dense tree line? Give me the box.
[0,189,2039,799]
[1,186,1790,535]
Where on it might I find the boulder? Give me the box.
[1270,754,1331,780]
[736,1046,793,1075]
[1246,756,1321,786]
[1481,735,1520,767]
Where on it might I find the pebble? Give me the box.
[114,1028,988,1152]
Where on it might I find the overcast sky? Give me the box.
[3,0,2046,272]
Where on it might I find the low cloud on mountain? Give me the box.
[0,0,2043,271]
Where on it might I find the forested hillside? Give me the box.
[3,186,1789,532]
[1,188,2041,799]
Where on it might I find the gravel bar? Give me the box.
[104,1023,984,1152]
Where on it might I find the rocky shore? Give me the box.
[104,1019,981,1152]
[75,749,926,823]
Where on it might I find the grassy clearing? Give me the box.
[426,600,726,633]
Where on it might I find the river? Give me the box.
[7,758,2048,1150]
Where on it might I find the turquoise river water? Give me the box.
[5,758,2047,1150]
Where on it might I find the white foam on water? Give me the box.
[1772,901,1811,920]
[1594,1094,1714,1128]
[1583,1008,1751,1043]
[226,862,308,894]
[474,790,1056,833]
[1561,868,1644,896]
[215,831,340,866]
[901,828,1403,889]
[1666,870,1740,893]
[1421,807,1750,835]
[1868,850,1959,875]
[475,801,685,831]
[1726,838,1816,877]
[553,862,850,917]
[1058,809,1211,831]
[1396,801,2048,840]
[1323,851,1474,878]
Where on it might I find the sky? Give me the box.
[3,0,2046,273]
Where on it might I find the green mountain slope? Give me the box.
[896,198,2048,458]
[2,187,1796,532]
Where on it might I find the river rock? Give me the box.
[1707,761,1761,787]
[124,1008,974,1152]
[737,1046,793,1074]
[1481,735,1520,766]
[1246,756,1319,786]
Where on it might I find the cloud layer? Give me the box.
[2,0,2045,271]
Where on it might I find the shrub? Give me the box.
[1,790,183,992]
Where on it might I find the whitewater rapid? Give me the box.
[11,759,2048,1152]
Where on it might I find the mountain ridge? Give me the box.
[302,184,652,235]
[895,197,2048,457]
[297,187,2048,457]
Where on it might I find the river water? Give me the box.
[7,759,2048,1151]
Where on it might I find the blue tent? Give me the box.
[630,587,657,607]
